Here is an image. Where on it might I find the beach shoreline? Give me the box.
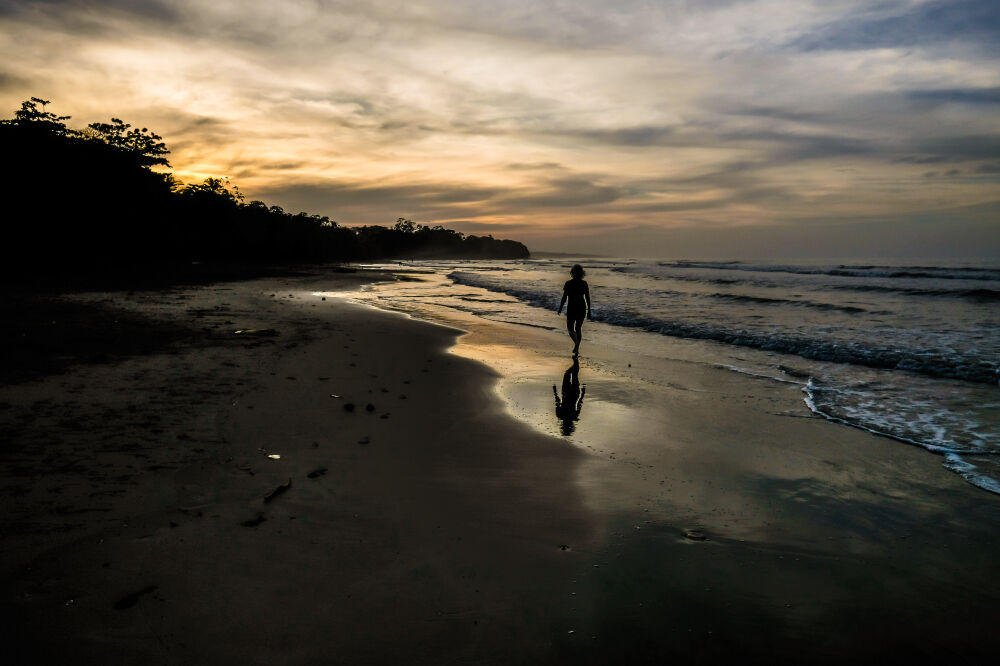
[3,267,999,663]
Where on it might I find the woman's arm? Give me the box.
[584,283,592,319]
[557,291,567,314]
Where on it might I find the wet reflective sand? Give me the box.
[340,269,1000,662]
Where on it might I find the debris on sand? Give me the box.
[241,513,266,527]
[684,529,706,541]
[358,436,370,445]
[233,328,280,337]
[307,468,327,479]
[113,585,158,610]
[343,403,355,412]
[779,364,811,379]
[264,479,292,503]
[365,403,375,412]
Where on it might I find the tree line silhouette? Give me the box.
[1,98,528,278]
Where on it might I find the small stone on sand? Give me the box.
[241,513,266,528]
[264,479,292,503]
[113,585,158,610]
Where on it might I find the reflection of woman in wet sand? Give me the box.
[557,264,592,356]
[553,357,585,436]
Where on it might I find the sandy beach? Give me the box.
[3,268,999,664]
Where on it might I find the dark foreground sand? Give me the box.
[3,269,999,664]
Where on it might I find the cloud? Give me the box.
[259,181,496,206]
[0,0,180,35]
[254,175,626,222]
[250,180,499,222]
[0,0,175,18]
[552,125,678,147]
[505,162,566,171]
[720,130,879,162]
[906,86,1000,104]
[0,69,29,91]
[791,0,1000,53]
[906,135,1000,162]
[499,177,621,208]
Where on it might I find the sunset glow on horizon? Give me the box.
[2,0,998,257]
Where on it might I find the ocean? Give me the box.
[346,258,1000,494]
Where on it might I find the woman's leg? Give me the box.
[566,317,578,350]
[569,316,583,354]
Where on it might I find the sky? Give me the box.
[1,0,998,258]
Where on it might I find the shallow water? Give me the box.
[333,257,1000,494]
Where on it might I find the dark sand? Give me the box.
[3,269,999,664]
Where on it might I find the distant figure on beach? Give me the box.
[557,264,592,356]
[553,357,585,436]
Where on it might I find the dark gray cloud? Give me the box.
[905,135,1000,162]
[615,162,770,213]
[792,0,1000,53]
[0,0,171,15]
[159,114,240,154]
[260,181,496,208]
[499,177,621,208]
[441,219,551,236]
[250,180,499,222]
[505,162,566,171]
[662,161,763,187]
[714,88,1000,168]
[725,105,825,123]
[0,69,29,92]
[231,160,306,179]
[621,199,729,214]
[252,174,626,223]
[561,125,677,147]
[907,87,1000,105]
[720,130,879,162]
[0,0,178,32]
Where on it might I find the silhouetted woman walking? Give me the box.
[557,264,592,356]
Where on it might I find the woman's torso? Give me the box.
[564,279,588,312]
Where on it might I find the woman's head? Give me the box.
[570,264,585,279]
